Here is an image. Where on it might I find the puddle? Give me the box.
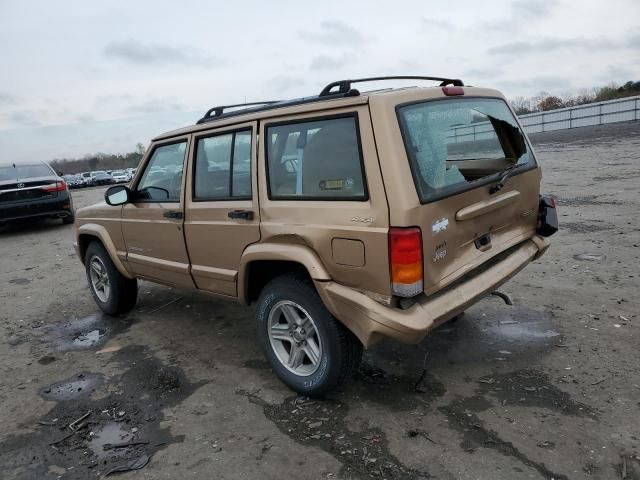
[88,423,135,460]
[40,373,102,401]
[486,322,559,341]
[237,390,431,479]
[72,329,104,348]
[0,346,205,479]
[9,277,31,285]
[573,253,606,261]
[39,312,134,351]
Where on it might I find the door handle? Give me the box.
[228,209,254,220]
[163,210,183,219]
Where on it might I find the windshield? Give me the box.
[0,163,54,181]
[397,98,534,203]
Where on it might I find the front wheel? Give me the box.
[85,241,137,315]
[256,274,362,397]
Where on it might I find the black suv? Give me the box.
[0,162,75,226]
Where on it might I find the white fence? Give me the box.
[518,95,640,134]
[448,95,640,142]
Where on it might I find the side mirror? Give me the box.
[105,185,131,206]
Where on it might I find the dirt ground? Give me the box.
[1,121,639,480]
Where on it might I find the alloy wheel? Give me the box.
[89,256,111,303]
[267,300,322,376]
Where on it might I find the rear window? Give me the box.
[397,98,534,203]
[0,164,53,181]
[266,115,367,200]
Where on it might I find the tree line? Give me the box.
[50,143,146,175]
[510,80,640,115]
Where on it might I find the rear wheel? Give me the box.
[85,241,137,315]
[256,273,362,397]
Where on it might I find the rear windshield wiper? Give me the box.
[489,164,520,194]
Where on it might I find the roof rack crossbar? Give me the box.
[197,101,280,124]
[319,75,464,96]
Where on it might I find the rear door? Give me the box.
[377,92,540,295]
[183,121,260,297]
[121,136,194,289]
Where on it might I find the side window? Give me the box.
[136,142,186,201]
[194,129,252,200]
[266,115,367,199]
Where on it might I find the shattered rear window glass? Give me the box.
[398,98,534,202]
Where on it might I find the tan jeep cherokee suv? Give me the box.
[74,76,558,396]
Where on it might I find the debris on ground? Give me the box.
[68,410,92,431]
[147,297,183,314]
[407,429,438,444]
[105,454,150,476]
[536,440,556,449]
[414,352,429,393]
[490,290,513,305]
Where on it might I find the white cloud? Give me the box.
[103,39,222,67]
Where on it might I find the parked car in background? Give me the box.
[92,171,115,186]
[1,162,74,225]
[63,174,84,189]
[74,76,557,396]
[111,170,130,183]
[80,172,96,187]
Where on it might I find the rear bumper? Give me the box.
[0,191,73,222]
[315,235,550,348]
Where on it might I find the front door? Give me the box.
[183,122,260,297]
[121,136,194,289]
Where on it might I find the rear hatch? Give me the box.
[394,94,540,295]
[0,164,62,204]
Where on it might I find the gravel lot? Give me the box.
[1,121,639,479]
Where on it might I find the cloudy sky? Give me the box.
[1,0,639,163]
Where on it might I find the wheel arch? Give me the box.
[77,224,134,279]
[238,242,331,305]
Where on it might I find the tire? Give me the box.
[256,273,363,397]
[62,210,75,225]
[85,241,137,315]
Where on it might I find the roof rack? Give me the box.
[319,75,464,97]
[197,101,280,124]
[193,75,465,125]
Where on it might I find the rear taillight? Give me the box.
[43,181,67,192]
[389,227,423,297]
